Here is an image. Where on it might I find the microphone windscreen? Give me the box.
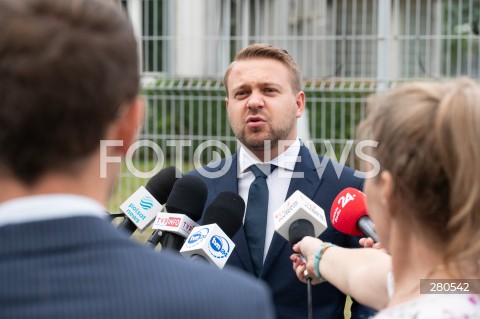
[145,166,182,204]
[288,219,314,246]
[330,187,367,236]
[165,175,207,221]
[202,191,245,238]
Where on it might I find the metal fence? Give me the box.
[109,0,480,210]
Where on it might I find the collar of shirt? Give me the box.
[238,138,301,174]
[0,194,107,227]
[237,138,301,262]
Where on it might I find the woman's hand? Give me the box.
[359,237,383,249]
[289,236,325,285]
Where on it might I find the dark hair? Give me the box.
[0,0,139,184]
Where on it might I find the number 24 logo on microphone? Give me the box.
[338,192,355,208]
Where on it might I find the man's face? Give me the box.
[225,58,304,156]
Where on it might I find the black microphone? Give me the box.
[288,219,315,279]
[154,175,207,252]
[107,212,124,221]
[180,192,245,268]
[203,192,245,237]
[288,219,315,246]
[117,166,181,235]
[273,190,328,281]
[274,191,328,319]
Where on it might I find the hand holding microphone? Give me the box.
[290,237,335,285]
[273,190,328,281]
[274,190,329,319]
[359,237,383,249]
[288,220,315,281]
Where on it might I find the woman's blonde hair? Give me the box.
[358,78,480,275]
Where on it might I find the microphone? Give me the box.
[273,190,328,279]
[152,175,207,251]
[107,212,124,221]
[180,192,245,268]
[117,166,181,235]
[273,190,328,242]
[288,219,315,280]
[288,219,315,246]
[273,191,327,319]
[330,187,378,243]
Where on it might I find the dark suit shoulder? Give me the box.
[117,238,275,319]
[0,217,274,319]
[186,155,236,178]
[316,155,364,190]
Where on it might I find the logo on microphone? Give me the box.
[208,235,230,259]
[274,199,299,223]
[186,228,209,246]
[338,192,355,208]
[139,196,154,210]
[331,207,341,224]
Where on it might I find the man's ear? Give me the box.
[108,97,144,155]
[295,91,305,118]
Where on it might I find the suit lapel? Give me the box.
[261,145,324,277]
[214,155,255,273]
[285,145,324,199]
[210,154,239,195]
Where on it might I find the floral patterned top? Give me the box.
[373,294,480,319]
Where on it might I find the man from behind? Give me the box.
[0,0,274,318]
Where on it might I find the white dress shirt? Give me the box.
[238,138,301,262]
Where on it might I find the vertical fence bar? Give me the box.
[127,0,143,74]
[377,0,391,92]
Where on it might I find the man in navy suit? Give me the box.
[188,43,376,319]
[0,1,274,318]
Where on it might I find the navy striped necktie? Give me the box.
[244,164,276,276]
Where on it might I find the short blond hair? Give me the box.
[223,43,302,96]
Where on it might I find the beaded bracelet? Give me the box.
[313,242,336,283]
